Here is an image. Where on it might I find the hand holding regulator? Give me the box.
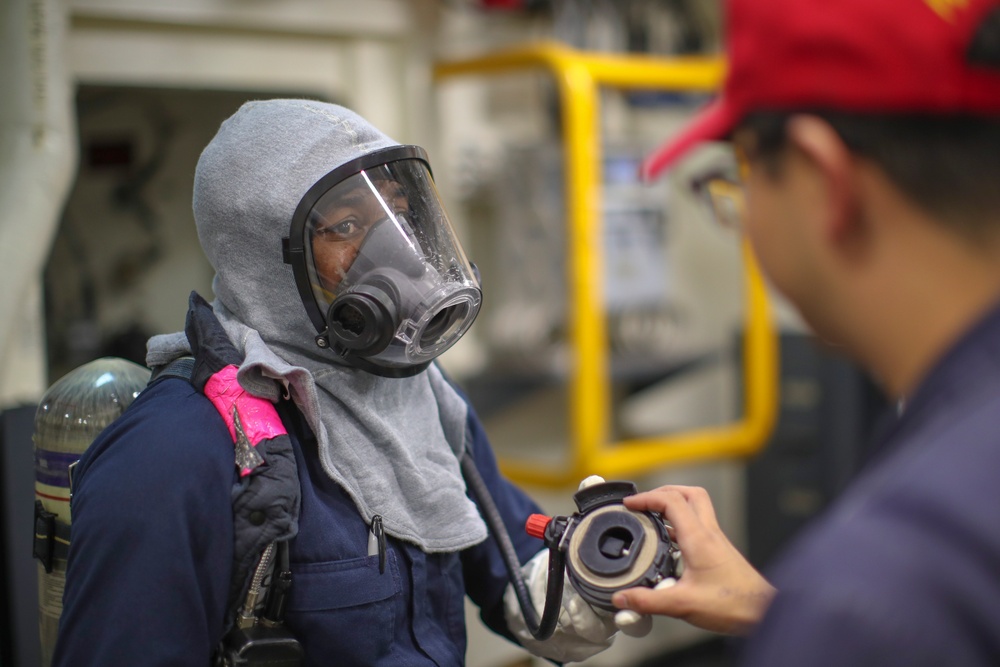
[461,454,682,643]
[515,478,682,640]
[525,479,681,617]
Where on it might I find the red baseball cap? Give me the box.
[642,0,1000,180]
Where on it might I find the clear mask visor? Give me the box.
[303,159,481,368]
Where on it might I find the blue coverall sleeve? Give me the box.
[459,400,546,645]
[52,379,236,667]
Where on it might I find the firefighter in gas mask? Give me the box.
[52,99,623,666]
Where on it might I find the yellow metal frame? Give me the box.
[434,42,779,487]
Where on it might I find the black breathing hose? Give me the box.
[460,452,565,641]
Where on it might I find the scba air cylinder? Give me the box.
[33,357,149,666]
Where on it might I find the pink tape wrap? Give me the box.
[204,365,288,476]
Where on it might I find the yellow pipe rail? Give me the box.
[434,42,779,487]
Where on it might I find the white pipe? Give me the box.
[0,0,77,403]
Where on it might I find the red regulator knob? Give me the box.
[525,513,552,540]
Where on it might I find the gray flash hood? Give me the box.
[156,99,488,552]
[194,99,399,362]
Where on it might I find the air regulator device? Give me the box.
[460,453,681,641]
[525,479,681,615]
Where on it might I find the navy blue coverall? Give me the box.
[53,374,543,666]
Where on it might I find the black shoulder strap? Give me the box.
[148,357,195,385]
[148,353,301,660]
[153,352,299,634]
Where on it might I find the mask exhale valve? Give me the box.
[325,217,479,359]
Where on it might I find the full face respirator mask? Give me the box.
[283,146,482,377]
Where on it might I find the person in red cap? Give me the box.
[612,0,1000,664]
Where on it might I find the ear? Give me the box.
[784,115,859,244]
